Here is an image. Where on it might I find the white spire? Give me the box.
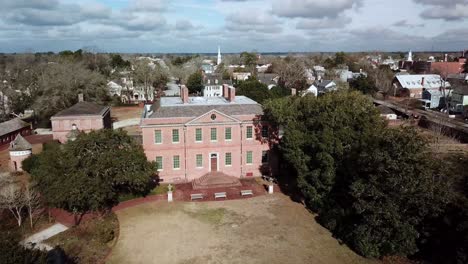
[217,46,222,65]
[408,50,413,62]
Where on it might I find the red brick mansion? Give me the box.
[141,85,275,183]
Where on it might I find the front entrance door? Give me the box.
[210,154,218,172]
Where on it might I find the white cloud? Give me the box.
[272,0,361,18]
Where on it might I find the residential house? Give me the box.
[315,80,338,94]
[302,84,318,97]
[51,95,111,143]
[9,135,32,172]
[232,72,251,81]
[313,66,326,80]
[203,74,232,97]
[257,73,279,89]
[202,64,215,74]
[449,85,468,113]
[392,74,450,98]
[0,118,32,146]
[141,85,274,183]
[421,89,445,109]
[447,74,468,86]
[107,81,123,97]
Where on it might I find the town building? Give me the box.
[392,74,450,98]
[141,86,273,183]
[0,118,32,146]
[449,85,468,113]
[257,73,279,89]
[203,74,232,97]
[303,84,318,97]
[51,95,111,143]
[9,135,32,172]
[315,80,338,94]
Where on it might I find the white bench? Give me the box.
[240,190,253,196]
[191,193,204,200]
[214,192,227,199]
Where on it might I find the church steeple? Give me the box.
[217,46,222,65]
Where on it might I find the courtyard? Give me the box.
[108,193,373,264]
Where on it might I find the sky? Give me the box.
[0,0,467,53]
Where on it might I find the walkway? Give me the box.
[21,223,69,251]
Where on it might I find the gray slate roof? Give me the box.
[0,118,30,137]
[52,102,109,117]
[148,96,263,119]
[377,105,396,115]
[149,104,263,119]
[10,134,32,151]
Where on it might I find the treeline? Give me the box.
[264,92,468,263]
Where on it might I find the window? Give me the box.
[196,154,203,168]
[173,155,180,170]
[246,126,253,139]
[154,130,162,144]
[261,126,268,138]
[246,151,253,165]
[195,128,202,142]
[211,128,217,141]
[262,151,269,164]
[156,156,163,170]
[172,129,179,143]
[225,152,232,166]
[225,127,232,141]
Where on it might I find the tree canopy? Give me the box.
[24,129,157,215]
[235,78,271,104]
[186,71,204,94]
[264,92,452,258]
[349,75,377,95]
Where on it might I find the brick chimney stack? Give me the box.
[78,93,84,102]
[228,86,236,102]
[223,84,229,99]
[180,85,189,104]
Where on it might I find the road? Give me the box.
[374,99,468,137]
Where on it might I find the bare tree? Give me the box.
[24,182,42,229]
[0,177,27,227]
[276,59,307,91]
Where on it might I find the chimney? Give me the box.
[445,54,448,62]
[223,84,229,99]
[421,77,425,87]
[228,86,235,102]
[180,85,189,104]
[78,93,84,102]
[291,88,297,96]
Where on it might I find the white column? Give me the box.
[167,191,173,202]
[268,184,274,194]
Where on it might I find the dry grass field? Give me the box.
[108,194,374,264]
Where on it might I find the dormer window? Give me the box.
[72,124,78,130]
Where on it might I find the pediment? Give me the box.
[185,109,241,125]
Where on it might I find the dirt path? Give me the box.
[108,194,374,264]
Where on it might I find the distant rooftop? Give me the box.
[52,101,109,118]
[0,118,30,137]
[146,96,263,119]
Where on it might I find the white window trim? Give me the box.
[156,157,163,171]
[246,151,253,165]
[225,128,232,142]
[173,156,181,170]
[195,129,203,143]
[225,153,232,167]
[210,128,218,142]
[154,130,163,145]
[209,152,219,172]
[172,130,180,144]
[196,154,204,168]
[246,126,254,140]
